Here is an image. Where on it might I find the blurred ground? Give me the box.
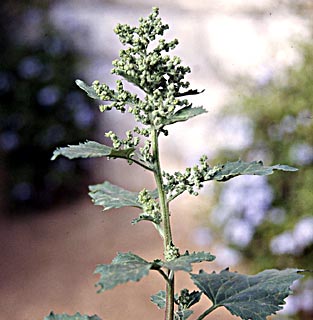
[0,195,234,320]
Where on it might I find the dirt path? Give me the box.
[0,194,233,320]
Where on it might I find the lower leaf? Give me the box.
[191,268,304,320]
[95,252,153,292]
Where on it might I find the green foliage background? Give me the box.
[211,42,313,318]
[0,3,96,213]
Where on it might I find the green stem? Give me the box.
[151,128,175,320]
[131,155,155,171]
[196,305,218,320]
[157,269,170,285]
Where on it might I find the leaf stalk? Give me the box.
[196,305,218,320]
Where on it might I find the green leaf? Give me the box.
[206,160,298,182]
[174,310,193,320]
[75,79,101,100]
[150,290,166,309]
[191,268,304,320]
[163,106,207,126]
[163,251,215,272]
[44,312,101,320]
[89,181,158,211]
[95,252,153,292]
[51,141,135,161]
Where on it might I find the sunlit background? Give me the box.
[0,1,312,319]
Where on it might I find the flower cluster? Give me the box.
[139,140,153,163]
[112,8,191,95]
[114,7,169,47]
[93,80,139,113]
[136,188,161,224]
[105,130,140,149]
[176,289,201,310]
[165,242,180,261]
[163,155,211,198]
[89,6,197,133]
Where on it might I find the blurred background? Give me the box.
[0,0,312,319]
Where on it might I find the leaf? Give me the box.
[150,290,166,309]
[163,106,207,126]
[191,268,304,320]
[89,181,158,210]
[44,312,101,320]
[95,252,153,292]
[75,79,101,100]
[163,251,215,272]
[206,160,298,182]
[51,141,135,161]
[174,310,193,320]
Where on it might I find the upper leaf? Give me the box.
[191,268,304,320]
[44,312,101,320]
[51,141,135,161]
[89,181,158,210]
[163,251,215,272]
[76,79,101,100]
[206,160,298,182]
[162,106,207,126]
[95,252,153,292]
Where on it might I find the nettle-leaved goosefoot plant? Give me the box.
[46,7,306,320]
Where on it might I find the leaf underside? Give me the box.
[51,140,134,161]
[191,268,304,320]
[95,252,152,292]
[163,106,207,126]
[207,160,298,182]
[44,312,101,320]
[75,79,100,100]
[163,251,215,272]
[89,181,158,210]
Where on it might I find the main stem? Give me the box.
[151,128,175,320]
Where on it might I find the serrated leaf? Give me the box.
[151,290,166,309]
[51,141,135,161]
[89,181,158,211]
[163,251,215,272]
[191,268,304,320]
[44,312,101,320]
[206,160,298,182]
[163,106,207,126]
[174,310,193,320]
[95,252,152,292]
[75,79,101,100]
